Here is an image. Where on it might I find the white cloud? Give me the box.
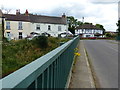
[0,0,118,31]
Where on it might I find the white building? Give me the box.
[75,24,103,37]
[3,10,68,40]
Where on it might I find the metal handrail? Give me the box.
[0,36,79,89]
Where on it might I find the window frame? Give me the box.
[48,25,51,30]
[6,22,11,30]
[19,32,23,39]
[36,24,40,30]
[58,26,61,31]
[18,22,23,30]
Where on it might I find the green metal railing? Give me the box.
[0,36,79,89]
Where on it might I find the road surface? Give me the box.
[83,40,118,88]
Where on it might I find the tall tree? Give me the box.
[116,20,120,36]
[95,24,105,35]
[67,16,82,34]
[84,22,93,25]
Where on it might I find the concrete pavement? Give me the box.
[69,40,95,88]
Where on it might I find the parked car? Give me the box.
[25,34,40,40]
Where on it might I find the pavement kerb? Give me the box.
[84,46,101,88]
[83,42,96,88]
[69,40,96,88]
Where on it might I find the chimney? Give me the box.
[62,13,66,18]
[16,9,20,15]
[25,9,29,16]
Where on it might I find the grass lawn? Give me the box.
[2,37,69,78]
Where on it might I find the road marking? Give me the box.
[83,42,95,88]
[105,45,118,53]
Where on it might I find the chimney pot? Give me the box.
[62,13,66,18]
[25,9,29,16]
[16,9,20,15]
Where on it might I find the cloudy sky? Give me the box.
[0,0,119,31]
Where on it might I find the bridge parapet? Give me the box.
[0,36,79,89]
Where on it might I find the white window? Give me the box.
[18,22,23,30]
[58,26,61,31]
[86,29,89,33]
[6,22,10,30]
[36,24,40,30]
[89,30,92,33]
[48,25,51,30]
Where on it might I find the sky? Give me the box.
[0,0,119,31]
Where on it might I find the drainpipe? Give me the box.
[2,16,4,40]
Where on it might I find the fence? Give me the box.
[0,36,79,89]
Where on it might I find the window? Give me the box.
[93,30,96,33]
[48,25,51,30]
[18,22,23,30]
[88,30,92,33]
[86,29,89,33]
[6,22,10,30]
[58,26,61,31]
[19,32,22,39]
[36,24,40,30]
[86,35,91,37]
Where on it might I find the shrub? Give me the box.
[33,36,48,48]
[3,37,9,43]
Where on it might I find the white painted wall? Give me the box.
[32,23,68,37]
[4,21,31,40]
[4,20,68,39]
[75,29,103,37]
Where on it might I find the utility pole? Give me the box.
[118,1,120,20]
[82,17,84,23]
[82,17,84,34]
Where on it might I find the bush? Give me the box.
[3,37,9,43]
[33,36,48,48]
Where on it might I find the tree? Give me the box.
[67,16,82,35]
[1,5,11,14]
[105,33,111,37]
[84,22,93,25]
[116,20,120,36]
[95,24,105,35]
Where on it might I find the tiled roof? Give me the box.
[76,24,103,30]
[4,14,30,22]
[4,14,67,25]
[29,15,67,24]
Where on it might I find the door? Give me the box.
[6,32,11,40]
